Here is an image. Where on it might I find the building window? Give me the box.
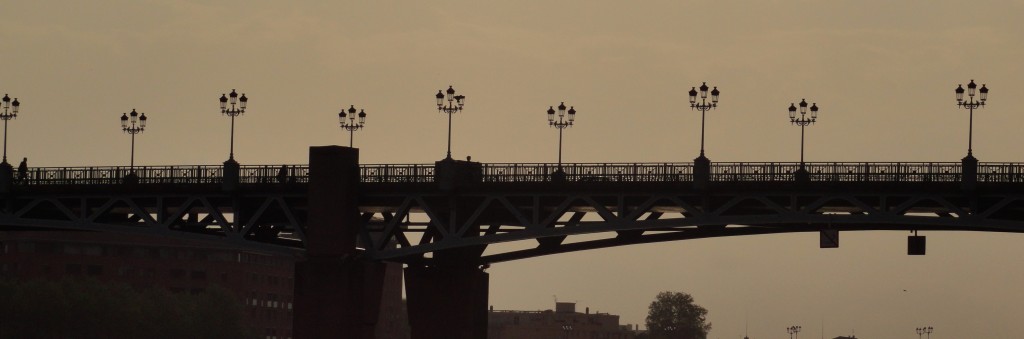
[169,269,186,279]
[66,264,82,275]
[190,270,207,280]
[84,246,103,256]
[86,265,103,276]
[18,242,34,253]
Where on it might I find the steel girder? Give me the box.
[0,185,307,255]
[359,182,1024,264]
[4,182,1024,264]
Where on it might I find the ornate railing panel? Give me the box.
[360,164,434,183]
[238,165,309,184]
[712,162,962,183]
[11,161,1019,185]
[21,165,307,185]
[979,163,1024,183]
[482,163,694,183]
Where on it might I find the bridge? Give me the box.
[2,147,1023,338]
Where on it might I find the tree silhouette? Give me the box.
[645,291,712,339]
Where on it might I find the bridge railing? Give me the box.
[711,162,963,182]
[360,164,435,183]
[481,163,695,182]
[978,163,1024,183]
[21,166,223,185]
[20,165,312,185]
[15,161,1024,185]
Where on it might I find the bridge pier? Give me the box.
[405,262,489,339]
[294,146,386,339]
[402,160,490,339]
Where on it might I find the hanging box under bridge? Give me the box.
[908,235,926,255]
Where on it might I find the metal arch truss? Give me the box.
[0,188,307,255]
[6,178,1024,265]
[360,183,1024,264]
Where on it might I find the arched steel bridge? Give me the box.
[3,160,1024,264]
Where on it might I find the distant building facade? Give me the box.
[0,231,297,338]
[489,301,636,339]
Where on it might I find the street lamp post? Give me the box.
[688,82,720,159]
[688,83,719,187]
[0,94,21,166]
[547,102,576,179]
[788,99,820,180]
[787,325,802,339]
[119,109,148,171]
[916,326,933,339]
[955,79,988,158]
[219,89,248,162]
[338,105,367,147]
[435,86,465,160]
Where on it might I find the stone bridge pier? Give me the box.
[294,146,489,339]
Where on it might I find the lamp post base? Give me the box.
[123,172,139,185]
[693,154,710,189]
[0,161,12,193]
[961,153,978,191]
[551,169,566,183]
[223,158,240,192]
[794,167,810,182]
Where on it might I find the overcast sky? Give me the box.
[3,1,1024,338]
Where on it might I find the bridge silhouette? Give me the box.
[2,147,1022,338]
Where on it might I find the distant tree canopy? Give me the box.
[645,291,711,339]
[0,279,252,339]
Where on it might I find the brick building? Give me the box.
[0,231,298,338]
[489,302,636,339]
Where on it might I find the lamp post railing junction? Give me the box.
[435,85,465,160]
[789,99,819,179]
[1,94,21,165]
[688,82,719,159]
[547,102,576,175]
[339,105,367,147]
[916,326,933,339]
[219,89,248,162]
[787,325,801,339]
[956,79,988,158]
[119,109,147,171]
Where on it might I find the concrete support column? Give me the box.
[294,146,385,339]
[405,264,489,339]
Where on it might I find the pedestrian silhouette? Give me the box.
[17,157,27,184]
[277,165,288,184]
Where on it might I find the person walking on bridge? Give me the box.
[17,157,27,184]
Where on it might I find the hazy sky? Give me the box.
[4,1,1024,338]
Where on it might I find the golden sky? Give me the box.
[3,1,1024,338]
